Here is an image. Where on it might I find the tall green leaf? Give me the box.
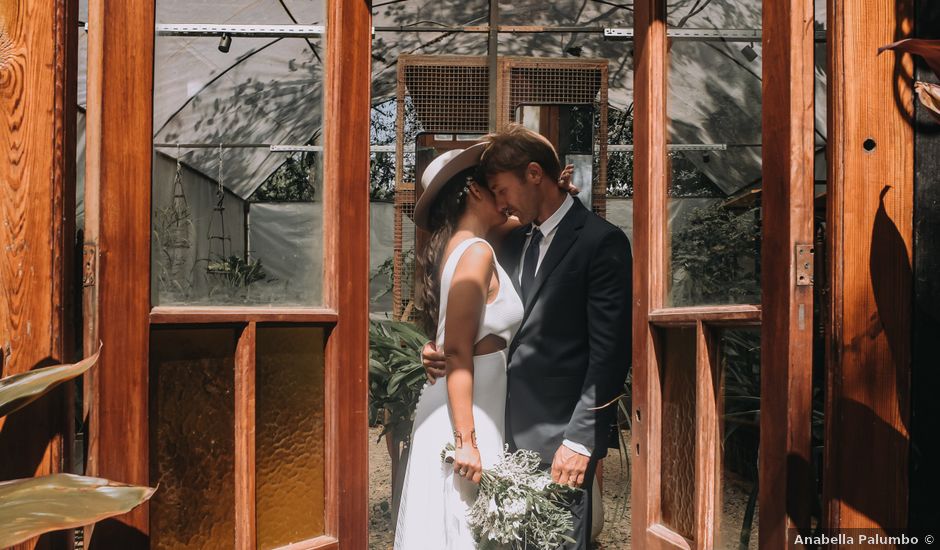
[0,474,155,548]
[0,346,101,418]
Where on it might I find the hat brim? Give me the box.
[413,142,487,231]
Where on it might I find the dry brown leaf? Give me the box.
[878,38,940,78]
[915,81,940,122]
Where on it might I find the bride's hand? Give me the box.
[558,163,579,195]
[454,445,483,484]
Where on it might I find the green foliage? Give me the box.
[251,129,321,203]
[670,203,761,306]
[370,97,422,201]
[368,320,428,444]
[206,255,269,288]
[604,106,635,197]
[251,152,318,202]
[152,201,195,300]
[0,347,154,547]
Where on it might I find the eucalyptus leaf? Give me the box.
[0,473,155,548]
[0,346,101,418]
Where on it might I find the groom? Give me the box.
[423,124,632,548]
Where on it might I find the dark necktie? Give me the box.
[520,227,543,302]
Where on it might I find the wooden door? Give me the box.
[82,0,370,548]
[631,0,815,548]
[0,0,78,548]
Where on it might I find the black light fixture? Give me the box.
[740,42,758,62]
[565,46,582,57]
[218,33,232,53]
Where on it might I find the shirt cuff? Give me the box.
[562,439,592,457]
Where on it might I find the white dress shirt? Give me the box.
[518,194,574,284]
[518,194,592,458]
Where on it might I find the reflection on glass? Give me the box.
[666,0,763,307]
[151,10,325,306]
[719,329,761,550]
[256,327,326,548]
[150,328,237,550]
[660,327,697,539]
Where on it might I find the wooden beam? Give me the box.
[323,0,370,546]
[648,305,761,326]
[83,0,153,545]
[234,322,257,550]
[149,306,339,325]
[759,0,816,546]
[759,0,815,549]
[632,0,668,546]
[0,0,77,547]
[694,322,720,549]
[824,0,913,537]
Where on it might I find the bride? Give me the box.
[393,143,524,549]
[394,143,574,548]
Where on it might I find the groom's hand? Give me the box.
[421,341,447,384]
[551,444,590,488]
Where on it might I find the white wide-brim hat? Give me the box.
[413,142,487,231]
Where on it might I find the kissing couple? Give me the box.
[394,124,632,549]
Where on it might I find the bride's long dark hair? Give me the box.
[416,167,482,337]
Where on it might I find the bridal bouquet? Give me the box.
[441,443,579,549]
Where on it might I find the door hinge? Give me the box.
[83,244,97,287]
[795,243,814,286]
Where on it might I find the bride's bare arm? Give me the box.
[442,242,494,484]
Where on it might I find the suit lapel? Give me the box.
[520,200,588,321]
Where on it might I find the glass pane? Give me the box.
[659,327,697,539]
[151,1,325,307]
[150,328,237,550]
[719,329,761,550]
[666,0,763,307]
[256,326,326,548]
[667,0,760,29]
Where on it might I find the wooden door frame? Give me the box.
[0,0,78,547]
[759,0,816,547]
[824,0,913,536]
[632,0,815,548]
[83,0,371,547]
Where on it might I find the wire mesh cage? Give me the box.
[393,55,610,320]
[393,183,417,321]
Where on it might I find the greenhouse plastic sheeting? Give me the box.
[76,0,829,199]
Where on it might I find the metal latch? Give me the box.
[83,244,97,287]
[795,244,814,286]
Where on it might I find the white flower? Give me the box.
[503,498,527,517]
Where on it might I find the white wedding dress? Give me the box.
[395,237,524,550]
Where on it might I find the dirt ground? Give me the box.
[368,427,756,549]
[368,427,634,549]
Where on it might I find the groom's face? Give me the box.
[487,166,540,225]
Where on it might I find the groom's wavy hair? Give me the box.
[416,167,485,337]
[479,123,562,183]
